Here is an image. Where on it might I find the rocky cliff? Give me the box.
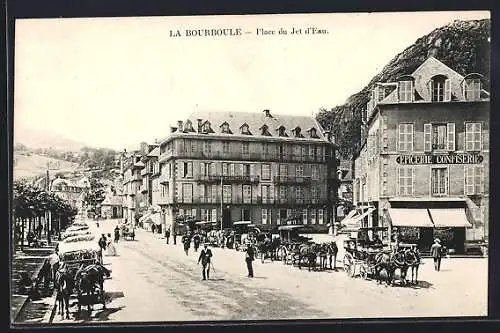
[317,19,490,159]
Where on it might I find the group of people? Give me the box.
[97,226,121,262]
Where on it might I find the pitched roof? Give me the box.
[179,110,328,141]
[147,146,160,157]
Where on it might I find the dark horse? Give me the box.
[404,248,421,285]
[298,244,317,271]
[74,263,110,314]
[374,250,408,286]
[55,264,72,319]
[320,241,338,270]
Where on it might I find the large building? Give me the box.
[352,57,489,253]
[152,110,338,234]
[50,175,90,212]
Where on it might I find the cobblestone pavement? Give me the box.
[50,220,487,323]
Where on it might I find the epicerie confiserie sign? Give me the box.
[396,153,483,165]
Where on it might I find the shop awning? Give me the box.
[428,209,472,228]
[139,212,152,223]
[143,213,162,226]
[388,208,434,228]
[340,210,358,225]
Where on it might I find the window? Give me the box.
[183,140,190,153]
[398,80,413,103]
[211,208,217,222]
[398,123,414,152]
[191,208,197,218]
[242,142,250,157]
[199,185,206,202]
[277,209,285,225]
[223,141,230,154]
[301,146,307,159]
[222,163,228,176]
[161,184,167,197]
[262,143,269,156]
[262,164,271,180]
[279,164,287,176]
[465,166,483,195]
[398,167,414,196]
[211,185,217,203]
[184,121,193,132]
[182,162,193,178]
[260,125,271,136]
[465,78,481,101]
[279,145,285,159]
[241,124,250,135]
[223,185,232,203]
[296,165,304,177]
[309,145,314,160]
[261,185,271,203]
[279,186,287,202]
[302,209,308,224]
[278,126,287,137]
[203,141,212,155]
[429,76,451,102]
[318,209,324,224]
[313,146,319,160]
[309,128,318,138]
[431,168,448,196]
[296,186,304,203]
[262,209,268,225]
[311,165,319,180]
[294,127,302,138]
[221,122,230,133]
[311,186,319,202]
[243,185,252,204]
[179,208,185,216]
[242,209,250,221]
[200,162,211,176]
[311,209,317,224]
[424,123,455,152]
[202,122,211,133]
[465,123,482,151]
[182,183,193,203]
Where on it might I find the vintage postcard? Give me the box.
[11,11,490,325]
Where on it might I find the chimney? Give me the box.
[197,119,203,133]
[170,126,178,133]
[263,109,272,118]
[177,121,183,132]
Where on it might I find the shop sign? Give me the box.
[396,153,483,165]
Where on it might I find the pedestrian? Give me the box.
[165,228,171,244]
[114,226,120,243]
[98,234,107,264]
[245,244,255,278]
[182,234,190,255]
[173,230,177,245]
[430,238,443,271]
[197,243,213,280]
[193,232,201,252]
[48,249,60,283]
[152,224,156,234]
[107,233,117,256]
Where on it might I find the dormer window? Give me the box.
[240,123,251,135]
[184,120,195,132]
[398,80,414,103]
[202,121,212,133]
[462,74,484,102]
[277,126,288,137]
[428,75,451,102]
[293,127,303,138]
[220,122,232,134]
[307,128,318,138]
[260,124,271,136]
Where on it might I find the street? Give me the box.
[51,219,487,323]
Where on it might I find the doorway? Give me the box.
[223,208,231,229]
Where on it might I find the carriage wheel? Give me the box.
[343,253,353,276]
[360,264,368,280]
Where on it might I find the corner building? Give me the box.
[158,110,338,233]
[353,57,489,254]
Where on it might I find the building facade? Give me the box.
[50,176,90,212]
[353,57,489,253]
[156,110,338,233]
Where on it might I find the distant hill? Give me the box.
[14,125,88,152]
[13,152,80,181]
[316,19,490,159]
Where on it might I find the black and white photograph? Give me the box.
[10,10,490,325]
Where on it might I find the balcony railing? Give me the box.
[196,175,260,184]
[159,150,328,163]
[140,185,149,194]
[159,174,170,185]
[273,176,312,184]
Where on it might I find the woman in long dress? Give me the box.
[106,233,117,256]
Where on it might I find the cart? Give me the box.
[342,227,389,279]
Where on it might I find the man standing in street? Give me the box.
[182,234,190,255]
[430,238,443,271]
[173,229,177,245]
[198,243,213,280]
[165,227,171,244]
[114,226,120,243]
[245,245,255,278]
[98,234,107,264]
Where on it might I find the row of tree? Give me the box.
[13,179,79,250]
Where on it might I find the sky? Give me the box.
[14,11,490,150]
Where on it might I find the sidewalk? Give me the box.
[11,242,58,324]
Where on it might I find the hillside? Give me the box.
[316,19,490,159]
[13,152,81,181]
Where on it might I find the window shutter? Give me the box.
[211,209,217,222]
[477,123,482,151]
[411,168,415,196]
[180,162,185,178]
[250,164,256,176]
[444,79,451,102]
[187,162,193,177]
[230,163,235,176]
[427,80,433,101]
[447,123,455,151]
[211,163,216,176]
[277,210,281,225]
[200,185,205,199]
[397,167,401,196]
[211,185,217,202]
[424,124,432,152]
[201,209,206,221]
[464,166,468,195]
[398,124,405,151]
[200,162,205,175]
[398,82,404,101]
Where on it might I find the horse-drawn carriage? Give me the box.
[56,240,110,318]
[120,224,135,241]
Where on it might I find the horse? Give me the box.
[298,243,317,271]
[391,250,409,286]
[74,263,110,314]
[317,243,328,270]
[327,241,339,270]
[404,248,421,285]
[373,251,395,286]
[257,238,273,263]
[36,258,52,290]
[54,264,72,319]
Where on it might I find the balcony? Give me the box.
[196,175,260,184]
[140,185,149,194]
[141,167,152,176]
[158,150,329,163]
[131,174,142,182]
[273,176,312,184]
